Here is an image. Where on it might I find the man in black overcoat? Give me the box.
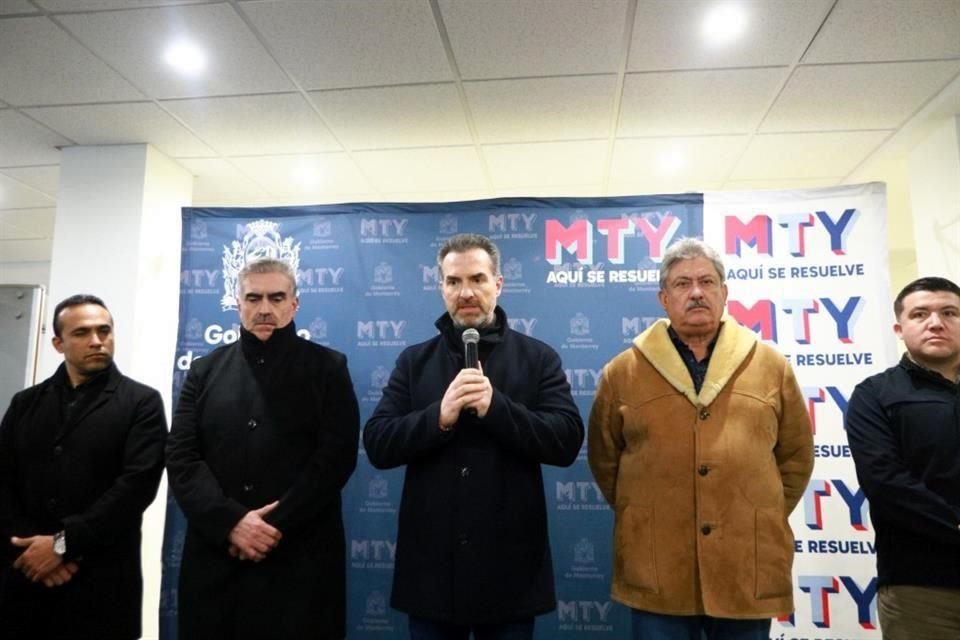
[0,294,167,640]
[364,234,584,640]
[166,258,360,640]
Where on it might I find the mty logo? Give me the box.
[545,215,680,265]
[803,479,869,531]
[360,218,408,237]
[357,320,406,340]
[781,575,877,630]
[507,317,537,336]
[490,212,537,233]
[727,296,864,344]
[725,209,859,258]
[802,386,849,434]
[557,600,613,623]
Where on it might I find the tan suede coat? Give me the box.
[588,318,813,619]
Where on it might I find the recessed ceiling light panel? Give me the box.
[164,41,207,76]
[702,2,748,47]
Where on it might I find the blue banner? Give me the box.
[161,195,704,639]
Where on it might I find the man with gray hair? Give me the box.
[588,237,813,639]
[167,258,360,640]
[364,233,583,639]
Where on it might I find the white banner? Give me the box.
[705,182,893,640]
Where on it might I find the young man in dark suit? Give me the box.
[0,294,167,639]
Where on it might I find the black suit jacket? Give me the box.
[0,363,167,640]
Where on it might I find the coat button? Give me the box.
[701,524,712,535]
[699,409,710,420]
[243,483,254,492]
[698,464,709,476]
[53,445,63,456]
[458,534,469,545]
[460,466,470,478]
[47,498,57,509]
[256,357,265,365]
[248,419,258,430]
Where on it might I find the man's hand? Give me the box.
[439,364,494,429]
[11,535,62,582]
[228,501,282,562]
[41,561,79,588]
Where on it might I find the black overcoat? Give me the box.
[363,307,584,625]
[0,363,167,640]
[166,323,359,640]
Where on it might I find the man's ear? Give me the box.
[52,336,64,354]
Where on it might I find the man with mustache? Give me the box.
[364,233,583,639]
[166,259,359,639]
[846,277,960,639]
[588,238,813,640]
[0,294,167,639]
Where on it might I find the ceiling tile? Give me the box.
[163,94,339,156]
[309,84,471,150]
[804,0,960,63]
[26,102,214,158]
[610,136,748,184]
[722,178,842,191]
[36,0,208,9]
[628,0,833,71]
[0,173,56,209]
[440,0,627,79]
[763,61,960,132]
[619,68,788,136]
[0,166,59,196]
[379,189,493,203]
[57,4,293,99]
[0,17,144,105]
[0,0,39,15]
[0,207,55,238]
[607,180,722,196]
[353,147,486,193]
[482,140,608,190]
[0,110,71,166]
[731,131,890,180]
[232,153,374,197]
[465,75,616,143]
[176,157,245,178]
[496,185,605,198]
[242,0,451,89]
[191,174,271,206]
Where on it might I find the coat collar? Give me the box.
[50,362,123,442]
[633,317,757,407]
[435,305,507,354]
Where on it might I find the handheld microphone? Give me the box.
[461,329,480,416]
[462,328,480,369]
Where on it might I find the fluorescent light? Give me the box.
[702,3,748,47]
[164,41,207,75]
[658,149,687,174]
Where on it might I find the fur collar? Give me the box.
[633,318,757,407]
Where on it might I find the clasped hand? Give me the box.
[228,501,282,562]
[439,364,493,430]
[10,535,80,588]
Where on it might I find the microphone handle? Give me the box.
[464,342,479,416]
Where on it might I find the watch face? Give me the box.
[53,532,66,556]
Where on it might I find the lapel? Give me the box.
[634,317,757,407]
[53,364,122,444]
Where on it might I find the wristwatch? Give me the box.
[53,530,66,557]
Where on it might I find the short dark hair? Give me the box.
[53,294,109,338]
[437,233,501,277]
[894,276,960,319]
[237,259,298,296]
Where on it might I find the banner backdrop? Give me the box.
[161,184,892,640]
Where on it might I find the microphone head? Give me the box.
[461,328,480,345]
